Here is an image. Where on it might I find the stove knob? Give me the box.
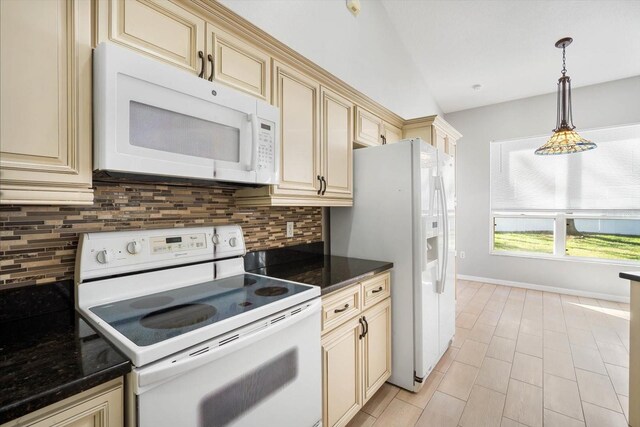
[229,237,238,247]
[212,234,220,245]
[127,240,142,255]
[96,250,113,264]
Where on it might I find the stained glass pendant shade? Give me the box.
[535,37,597,155]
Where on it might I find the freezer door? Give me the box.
[438,152,456,355]
[413,141,440,383]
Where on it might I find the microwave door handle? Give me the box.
[247,113,259,171]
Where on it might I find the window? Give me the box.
[565,217,640,261]
[490,123,640,264]
[493,216,554,254]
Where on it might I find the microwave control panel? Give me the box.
[257,121,275,171]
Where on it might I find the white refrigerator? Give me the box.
[330,138,456,392]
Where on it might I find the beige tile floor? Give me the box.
[347,280,630,427]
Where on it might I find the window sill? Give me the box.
[489,250,640,267]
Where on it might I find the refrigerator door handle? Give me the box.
[436,175,449,294]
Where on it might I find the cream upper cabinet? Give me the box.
[362,297,392,401]
[271,61,321,196]
[0,0,93,205]
[205,23,270,100]
[402,115,462,156]
[97,0,206,75]
[236,68,354,206]
[320,271,392,427]
[321,87,353,199]
[2,379,123,427]
[354,107,383,147]
[382,122,403,144]
[321,317,363,427]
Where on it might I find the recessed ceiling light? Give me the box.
[471,84,482,91]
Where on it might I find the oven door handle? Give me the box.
[134,299,321,393]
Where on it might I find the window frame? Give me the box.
[490,211,640,266]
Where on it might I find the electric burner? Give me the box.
[140,303,217,329]
[130,295,174,309]
[255,286,289,297]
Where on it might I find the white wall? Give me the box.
[218,0,440,119]
[446,76,640,299]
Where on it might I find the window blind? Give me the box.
[490,123,640,211]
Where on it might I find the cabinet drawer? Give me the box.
[322,285,361,334]
[362,272,390,309]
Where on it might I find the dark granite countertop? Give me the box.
[0,282,131,425]
[245,242,393,295]
[620,271,640,282]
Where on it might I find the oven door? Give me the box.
[130,299,321,427]
[95,43,274,184]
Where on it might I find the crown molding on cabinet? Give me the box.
[404,114,463,142]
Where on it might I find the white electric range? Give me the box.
[75,225,321,427]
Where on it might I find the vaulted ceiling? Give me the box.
[381,0,640,113]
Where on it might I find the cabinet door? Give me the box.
[272,61,321,196]
[206,23,270,100]
[0,0,93,205]
[321,87,353,199]
[354,107,382,147]
[433,127,449,152]
[322,317,363,427]
[383,122,403,144]
[104,0,205,74]
[27,387,122,427]
[362,298,392,401]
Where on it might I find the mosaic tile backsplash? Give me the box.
[0,181,322,288]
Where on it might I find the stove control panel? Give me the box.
[76,225,246,282]
[150,233,206,254]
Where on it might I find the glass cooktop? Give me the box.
[89,274,313,347]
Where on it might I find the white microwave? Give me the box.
[93,43,279,185]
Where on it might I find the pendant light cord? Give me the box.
[561,45,567,76]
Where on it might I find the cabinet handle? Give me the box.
[359,317,366,339]
[321,176,327,195]
[198,51,205,78]
[207,54,214,81]
[334,303,349,313]
[381,134,387,145]
[317,175,322,195]
[362,316,369,337]
[371,286,384,294]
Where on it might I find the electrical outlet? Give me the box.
[459,251,465,259]
[286,222,294,238]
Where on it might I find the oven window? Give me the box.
[129,101,240,162]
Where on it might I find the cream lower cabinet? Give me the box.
[321,272,392,427]
[236,64,353,206]
[1,379,123,427]
[0,0,93,205]
[322,317,363,427]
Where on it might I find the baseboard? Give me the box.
[457,274,630,304]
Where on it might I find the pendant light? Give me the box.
[535,37,596,155]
